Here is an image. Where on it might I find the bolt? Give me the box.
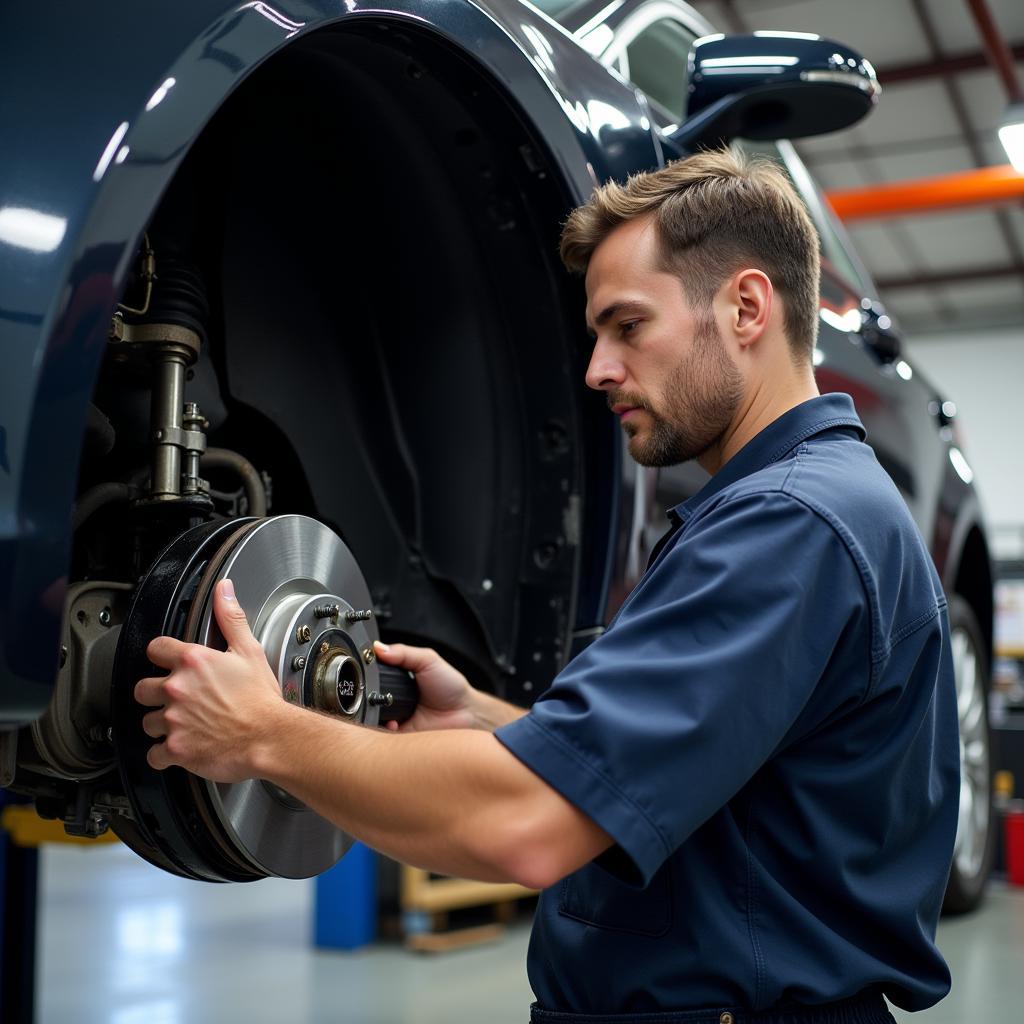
[314,603,341,619]
[296,624,311,644]
[319,641,330,655]
[99,607,112,627]
[346,609,373,623]
[291,655,306,672]
[368,691,394,708]
[362,647,375,664]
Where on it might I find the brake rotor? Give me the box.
[110,514,383,882]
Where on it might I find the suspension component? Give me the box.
[181,402,210,497]
[108,243,213,503]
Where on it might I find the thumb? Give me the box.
[213,578,256,652]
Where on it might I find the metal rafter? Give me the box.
[876,264,1024,291]
[828,164,1024,221]
[909,0,1024,285]
[966,0,1024,102]
[878,41,1024,85]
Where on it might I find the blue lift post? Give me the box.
[0,790,38,1024]
[314,841,377,950]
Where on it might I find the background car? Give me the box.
[0,0,993,908]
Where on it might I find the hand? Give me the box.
[134,578,289,782]
[373,641,479,733]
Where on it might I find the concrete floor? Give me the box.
[35,842,1024,1023]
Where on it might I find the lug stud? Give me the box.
[296,625,311,644]
[346,609,373,623]
[362,647,375,664]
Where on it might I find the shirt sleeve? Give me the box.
[495,488,870,887]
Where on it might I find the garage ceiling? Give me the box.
[689,0,1024,336]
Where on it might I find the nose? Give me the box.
[585,338,626,392]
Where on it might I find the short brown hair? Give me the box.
[560,148,821,362]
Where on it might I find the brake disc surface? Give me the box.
[112,514,381,881]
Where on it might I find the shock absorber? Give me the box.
[109,245,211,504]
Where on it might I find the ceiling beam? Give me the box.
[877,41,1024,84]
[966,0,1024,102]
[827,165,1024,221]
[907,0,1024,289]
[876,264,1024,290]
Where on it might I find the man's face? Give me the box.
[584,215,744,468]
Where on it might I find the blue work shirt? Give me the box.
[496,393,959,1016]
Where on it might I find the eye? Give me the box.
[619,320,641,336]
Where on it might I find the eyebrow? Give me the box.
[586,300,651,339]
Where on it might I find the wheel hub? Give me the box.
[111,514,382,881]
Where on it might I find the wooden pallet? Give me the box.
[400,866,536,951]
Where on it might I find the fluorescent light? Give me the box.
[999,102,1024,172]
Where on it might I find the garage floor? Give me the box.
[35,842,1024,1023]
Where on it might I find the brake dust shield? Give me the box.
[110,515,383,882]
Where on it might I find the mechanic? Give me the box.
[135,148,960,1024]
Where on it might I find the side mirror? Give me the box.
[669,33,879,152]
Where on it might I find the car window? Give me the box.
[622,18,696,123]
[528,0,584,18]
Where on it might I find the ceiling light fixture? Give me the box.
[999,101,1024,172]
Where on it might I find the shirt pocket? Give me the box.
[557,859,673,937]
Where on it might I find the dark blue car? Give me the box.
[0,0,993,908]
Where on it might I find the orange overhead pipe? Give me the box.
[827,164,1024,221]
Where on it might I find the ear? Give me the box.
[725,269,773,351]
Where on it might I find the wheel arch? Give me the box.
[950,524,995,671]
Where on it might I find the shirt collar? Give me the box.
[674,393,866,523]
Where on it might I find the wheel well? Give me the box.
[953,525,994,670]
[83,19,615,704]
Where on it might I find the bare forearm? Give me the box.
[468,688,529,731]
[251,703,539,881]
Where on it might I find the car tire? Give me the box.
[942,594,994,915]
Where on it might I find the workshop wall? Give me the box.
[906,326,1024,558]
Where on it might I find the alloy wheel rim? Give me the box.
[951,625,989,880]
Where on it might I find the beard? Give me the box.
[610,313,743,468]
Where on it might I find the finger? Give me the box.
[141,709,167,739]
[147,635,190,670]
[213,579,257,653]
[373,641,442,675]
[147,741,173,772]
[135,676,168,707]
[385,719,398,731]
